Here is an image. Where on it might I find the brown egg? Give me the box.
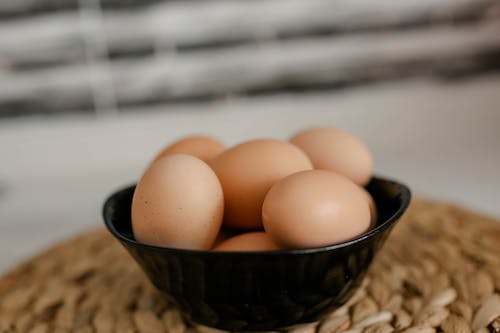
[290,127,373,185]
[132,154,224,250]
[262,170,370,249]
[361,187,378,227]
[153,135,225,163]
[211,139,313,229]
[213,232,280,251]
[212,227,238,248]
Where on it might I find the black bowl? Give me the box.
[103,176,411,331]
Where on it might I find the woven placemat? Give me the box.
[1,199,499,333]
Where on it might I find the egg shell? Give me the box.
[132,154,224,250]
[290,127,373,185]
[154,135,225,163]
[212,227,239,248]
[361,187,378,227]
[262,170,371,249]
[210,139,313,229]
[213,232,280,251]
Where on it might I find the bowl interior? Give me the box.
[104,176,410,255]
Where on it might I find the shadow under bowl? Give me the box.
[103,176,411,331]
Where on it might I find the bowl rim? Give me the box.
[103,175,411,256]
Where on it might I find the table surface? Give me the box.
[1,74,500,274]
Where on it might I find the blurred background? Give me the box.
[1,0,500,272]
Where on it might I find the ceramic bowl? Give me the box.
[103,176,411,331]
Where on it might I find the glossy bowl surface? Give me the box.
[103,176,411,331]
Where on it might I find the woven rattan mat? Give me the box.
[1,199,499,333]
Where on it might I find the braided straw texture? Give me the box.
[0,199,499,333]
